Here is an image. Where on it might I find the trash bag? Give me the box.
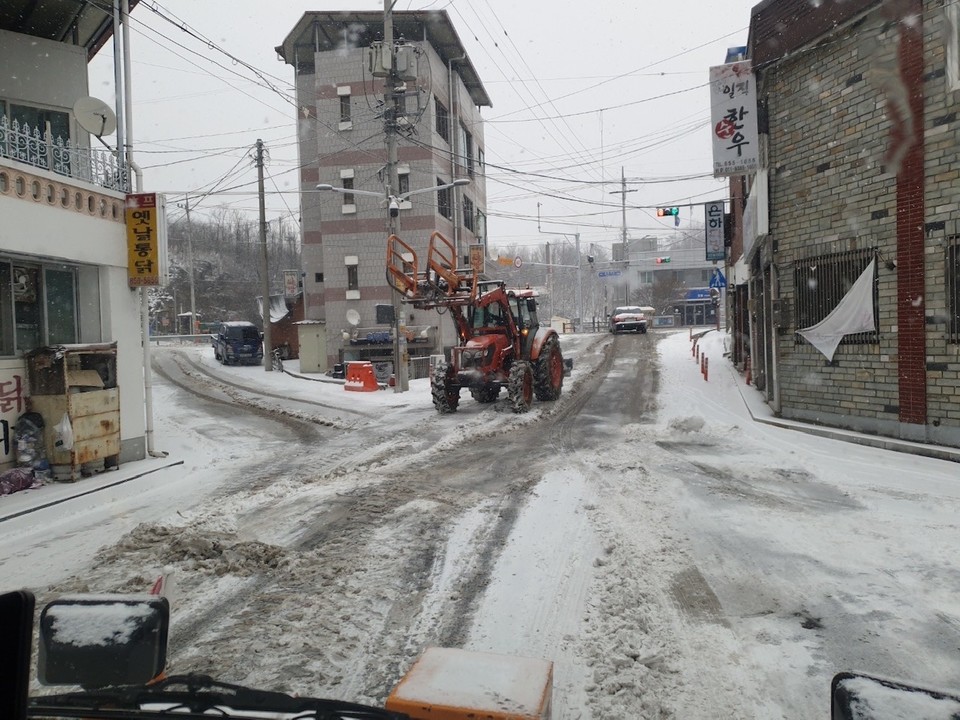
[15,412,50,478]
[54,413,74,451]
[0,467,39,496]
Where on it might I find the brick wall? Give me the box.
[764,0,960,445]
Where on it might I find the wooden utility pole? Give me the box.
[256,138,273,371]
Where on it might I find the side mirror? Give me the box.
[38,595,169,688]
[831,672,960,720]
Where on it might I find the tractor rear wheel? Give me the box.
[431,361,460,414]
[534,335,564,401]
[470,385,500,403]
[507,361,533,413]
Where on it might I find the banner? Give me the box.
[126,193,161,287]
[710,61,760,177]
[705,201,725,261]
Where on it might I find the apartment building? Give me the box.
[0,4,147,469]
[277,10,491,373]
[734,0,960,446]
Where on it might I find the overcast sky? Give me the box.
[88,1,759,254]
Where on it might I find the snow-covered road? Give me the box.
[4,329,959,719]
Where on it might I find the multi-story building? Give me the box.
[276,10,491,373]
[0,5,148,471]
[734,0,960,446]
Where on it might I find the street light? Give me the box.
[316,178,471,392]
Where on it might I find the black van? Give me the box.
[212,321,263,365]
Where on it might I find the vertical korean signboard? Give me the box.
[710,61,759,177]
[704,201,725,261]
[126,193,161,287]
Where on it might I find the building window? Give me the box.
[947,238,960,342]
[435,97,449,143]
[459,122,474,177]
[0,261,79,355]
[347,265,359,291]
[338,86,352,129]
[341,176,355,206]
[477,147,485,174]
[463,196,475,232]
[793,247,877,345]
[437,178,452,220]
[315,272,324,283]
[398,171,410,196]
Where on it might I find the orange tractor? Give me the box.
[387,232,570,413]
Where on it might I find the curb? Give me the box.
[727,362,960,464]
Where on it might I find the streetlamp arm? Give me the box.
[316,184,387,200]
[398,177,470,201]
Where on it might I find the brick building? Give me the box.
[736,0,960,446]
[276,11,490,372]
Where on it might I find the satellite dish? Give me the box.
[346,309,361,327]
[73,97,117,138]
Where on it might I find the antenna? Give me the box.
[73,97,117,138]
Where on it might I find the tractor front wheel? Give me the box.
[534,335,564,401]
[431,361,460,414]
[507,361,533,413]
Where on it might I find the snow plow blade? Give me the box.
[385,647,553,719]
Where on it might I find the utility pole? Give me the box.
[383,0,408,392]
[183,194,197,336]
[608,166,636,304]
[256,138,273,371]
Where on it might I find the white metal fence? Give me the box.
[0,116,129,192]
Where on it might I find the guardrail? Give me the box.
[149,334,213,345]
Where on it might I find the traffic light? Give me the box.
[655,257,671,264]
[656,207,679,217]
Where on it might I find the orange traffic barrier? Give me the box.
[344,361,379,392]
[704,356,709,381]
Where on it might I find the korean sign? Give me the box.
[710,61,759,177]
[126,193,163,287]
[283,270,300,297]
[704,201,725,261]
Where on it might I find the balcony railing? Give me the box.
[0,116,129,193]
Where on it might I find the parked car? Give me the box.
[609,306,649,334]
[212,321,263,365]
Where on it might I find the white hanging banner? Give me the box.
[710,61,760,177]
[797,259,876,361]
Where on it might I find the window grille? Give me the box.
[948,236,960,342]
[463,196,475,232]
[434,98,449,143]
[437,179,452,220]
[793,247,877,345]
[339,95,351,124]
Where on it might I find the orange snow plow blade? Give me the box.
[385,647,553,720]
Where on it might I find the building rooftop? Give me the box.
[276,10,491,108]
[0,0,140,59]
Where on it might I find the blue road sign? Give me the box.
[709,269,727,288]
[598,270,622,279]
